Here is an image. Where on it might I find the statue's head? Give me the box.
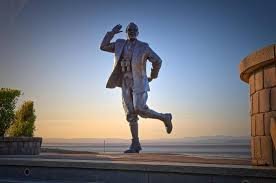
[126,22,139,40]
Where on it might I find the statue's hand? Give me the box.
[111,24,123,34]
[148,77,153,82]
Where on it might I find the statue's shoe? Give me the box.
[163,113,173,134]
[124,148,141,153]
[124,140,142,153]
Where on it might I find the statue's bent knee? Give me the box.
[126,114,138,123]
[134,107,147,118]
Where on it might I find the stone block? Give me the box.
[251,115,256,136]
[12,141,17,148]
[273,137,276,166]
[271,87,276,110]
[17,142,23,148]
[257,159,267,165]
[252,92,259,114]
[249,74,255,95]
[0,147,9,154]
[259,89,270,112]
[251,138,255,161]
[271,117,276,151]
[21,147,26,154]
[24,142,28,148]
[250,95,253,115]
[256,113,264,136]
[26,148,31,154]
[252,136,273,165]
[9,147,16,155]
[264,64,276,88]
[264,111,276,135]
[252,159,258,165]
[253,136,261,160]
[255,69,264,91]
[260,136,273,165]
[7,142,12,148]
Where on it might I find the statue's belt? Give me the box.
[120,59,131,72]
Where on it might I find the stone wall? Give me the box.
[0,137,42,155]
[240,44,276,166]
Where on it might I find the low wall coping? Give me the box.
[0,137,42,142]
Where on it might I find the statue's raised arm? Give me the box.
[100,24,122,53]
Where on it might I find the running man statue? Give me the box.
[100,23,173,153]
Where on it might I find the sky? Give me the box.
[1,0,276,139]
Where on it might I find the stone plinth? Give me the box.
[240,44,276,166]
[0,137,42,155]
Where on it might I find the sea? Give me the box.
[42,142,251,159]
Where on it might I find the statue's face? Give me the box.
[126,23,138,40]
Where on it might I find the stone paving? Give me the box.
[0,151,251,165]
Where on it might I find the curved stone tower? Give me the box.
[240,44,276,166]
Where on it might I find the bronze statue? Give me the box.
[100,23,172,153]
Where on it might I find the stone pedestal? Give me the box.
[0,137,42,155]
[240,44,276,166]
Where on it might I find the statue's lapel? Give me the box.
[116,40,126,60]
[132,40,140,63]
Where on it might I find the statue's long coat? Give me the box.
[100,32,162,93]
